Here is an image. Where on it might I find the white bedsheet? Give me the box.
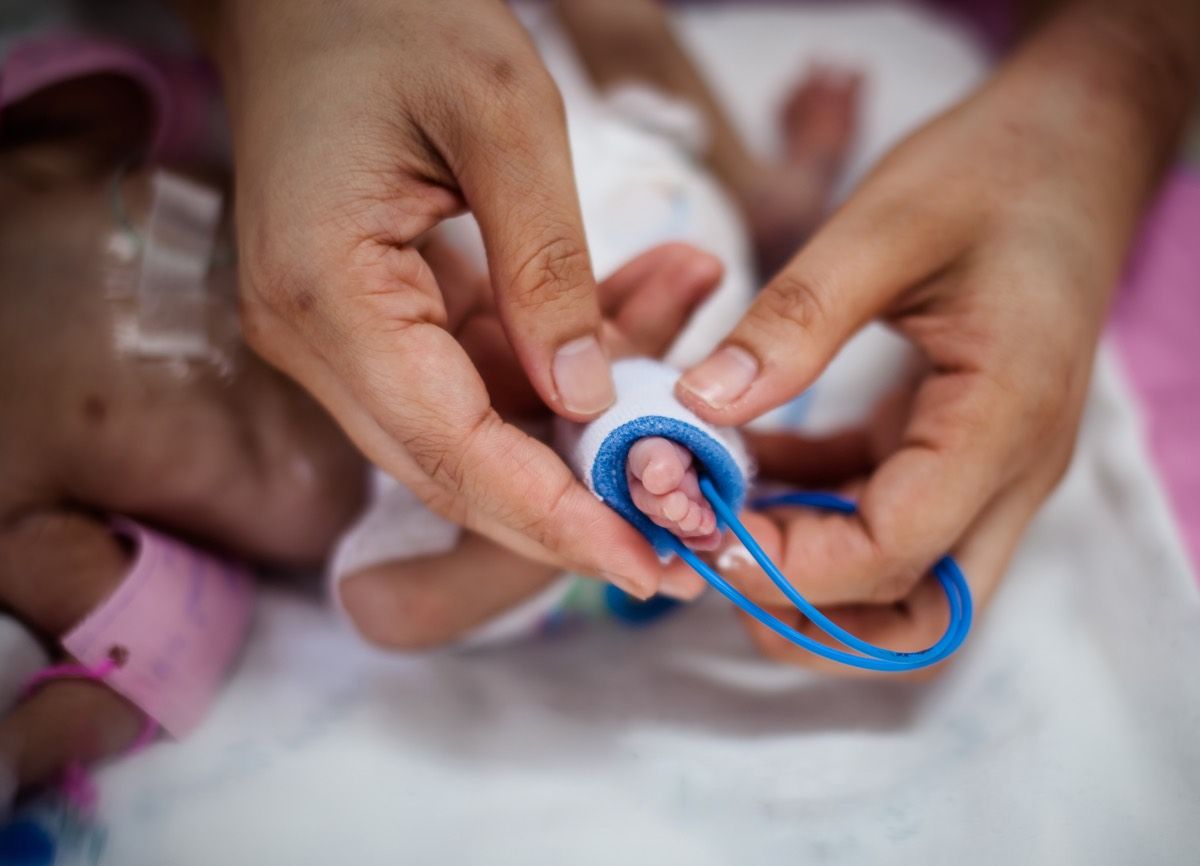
[47,4,1200,863]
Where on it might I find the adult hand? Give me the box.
[197,0,673,595]
[676,1,1200,669]
[427,239,723,420]
[336,242,725,648]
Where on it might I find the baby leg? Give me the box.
[0,510,145,808]
[557,0,759,204]
[746,66,861,274]
[338,534,562,651]
[557,0,861,276]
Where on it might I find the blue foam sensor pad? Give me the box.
[590,421,973,672]
[590,416,746,557]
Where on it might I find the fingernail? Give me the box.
[677,345,759,409]
[716,543,755,574]
[659,570,707,601]
[554,335,615,416]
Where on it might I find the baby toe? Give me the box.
[628,438,690,495]
[661,490,691,523]
[678,502,705,534]
[686,529,724,552]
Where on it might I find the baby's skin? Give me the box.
[0,75,367,812]
[627,438,720,550]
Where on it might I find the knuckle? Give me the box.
[520,66,566,120]
[445,56,567,173]
[1025,358,1084,443]
[467,54,564,126]
[861,531,927,604]
[937,393,997,457]
[749,272,832,341]
[521,474,577,549]
[1018,368,1064,432]
[866,565,925,604]
[858,511,927,604]
[399,432,455,493]
[401,407,499,501]
[419,480,471,528]
[507,234,593,313]
[237,250,325,356]
[481,454,574,553]
[240,218,313,308]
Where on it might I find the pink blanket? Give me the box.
[1111,169,1200,575]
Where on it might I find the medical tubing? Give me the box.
[661,477,972,672]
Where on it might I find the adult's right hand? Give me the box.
[199,0,676,596]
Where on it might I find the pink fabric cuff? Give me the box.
[61,520,255,738]
[0,32,219,163]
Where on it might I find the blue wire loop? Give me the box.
[664,477,973,672]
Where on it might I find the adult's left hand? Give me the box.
[678,0,1200,673]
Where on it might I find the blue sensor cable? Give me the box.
[663,476,973,672]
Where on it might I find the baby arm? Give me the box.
[0,511,145,812]
[340,536,564,652]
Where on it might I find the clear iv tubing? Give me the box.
[665,476,973,672]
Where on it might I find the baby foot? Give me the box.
[743,64,862,276]
[626,438,722,551]
[779,64,862,173]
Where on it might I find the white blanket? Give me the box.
[94,348,1200,866]
[44,4,1200,864]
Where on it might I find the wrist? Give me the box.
[175,0,328,111]
[1000,1,1199,203]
